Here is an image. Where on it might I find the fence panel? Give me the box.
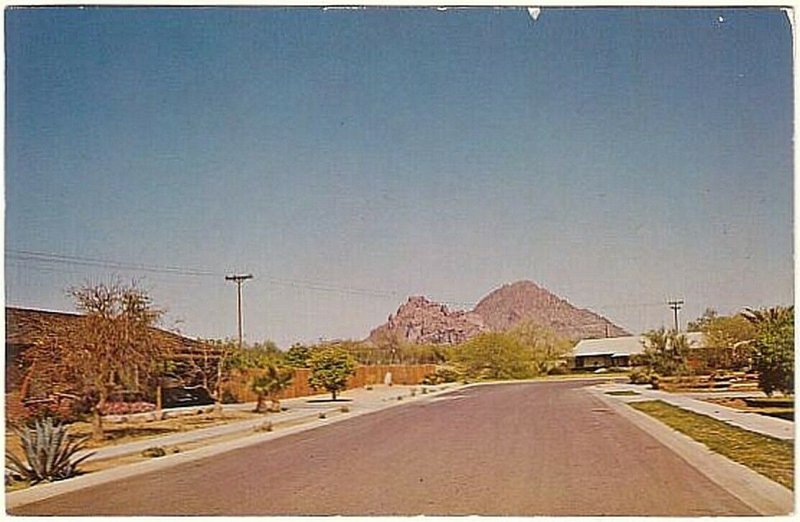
[223,364,437,403]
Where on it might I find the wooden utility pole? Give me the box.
[668,299,684,332]
[226,274,253,348]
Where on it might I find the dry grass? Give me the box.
[72,410,261,449]
[604,390,640,396]
[4,409,264,464]
[631,400,794,490]
[5,408,329,492]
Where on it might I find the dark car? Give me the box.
[162,385,215,409]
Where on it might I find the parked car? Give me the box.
[162,385,215,409]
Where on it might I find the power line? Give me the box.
[7,249,220,277]
[6,249,403,301]
[6,250,725,324]
[585,302,669,310]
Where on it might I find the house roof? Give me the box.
[573,336,645,358]
[5,306,215,358]
[573,332,704,358]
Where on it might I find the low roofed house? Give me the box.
[5,306,223,400]
[571,332,704,370]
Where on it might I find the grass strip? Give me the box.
[630,400,794,490]
[605,390,640,396]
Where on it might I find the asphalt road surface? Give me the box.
[10,380,756,516]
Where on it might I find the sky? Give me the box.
[4,7,794,347]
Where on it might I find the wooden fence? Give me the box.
[223,364,437,403]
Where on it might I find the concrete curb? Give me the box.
[5,383,462,510]
[74,406,340,463]
[592,388,794,515]
[76,383,456,462]
[596,382,794,440]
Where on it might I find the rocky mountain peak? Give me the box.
[367,295,486,346]
[473,280,629,340]
[367,280,628,346]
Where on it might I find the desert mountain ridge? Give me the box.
[367,280,629,345]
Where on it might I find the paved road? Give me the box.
[10,380,756,516]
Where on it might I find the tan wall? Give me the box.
[224,364,437,403]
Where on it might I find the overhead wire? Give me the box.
[6,249,405,302]
[8,249,723,316]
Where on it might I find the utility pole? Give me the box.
[226,274,253,348]
[667,299,684,332]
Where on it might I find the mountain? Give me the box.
[366,281,628,345]
[367,296,487,345]
[472,280,629,340]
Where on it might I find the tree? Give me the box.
[743,306,794,396]
[636,328,690,377]
[450,332,533,380]
[370,330,404,364]
[509,321,573,375]
[369,331,446,365]
[202,338,238,413]
[699,314,757,370]
[22,281,169,440]
[208,339,282,412]
[397,342,447,365]
[687,308,719,332]
[285,343,312,368]
[251,365,294,413]
[307,346,357,400]
[226,341,282,371]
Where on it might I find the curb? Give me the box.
[78,384,457,463]
[592,388,794,515]
[5,383,462,510]
[74,406,341,463]
[596,382,793,440]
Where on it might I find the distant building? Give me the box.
[571,332,705,370]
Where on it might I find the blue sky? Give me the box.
[4,7,793,346]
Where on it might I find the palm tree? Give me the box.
[251,365,294,413]
[742,306,794,327]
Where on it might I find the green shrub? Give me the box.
[741,306,794,396]
[629,367,652,385]
[5,418,94,484]
[421,367,461,385]
[450,332,534,380]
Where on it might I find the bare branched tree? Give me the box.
[23,280,169,440]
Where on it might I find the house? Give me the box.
[571,332,704,370]
[5,306,223,398]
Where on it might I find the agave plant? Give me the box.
[5,417,95,484]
